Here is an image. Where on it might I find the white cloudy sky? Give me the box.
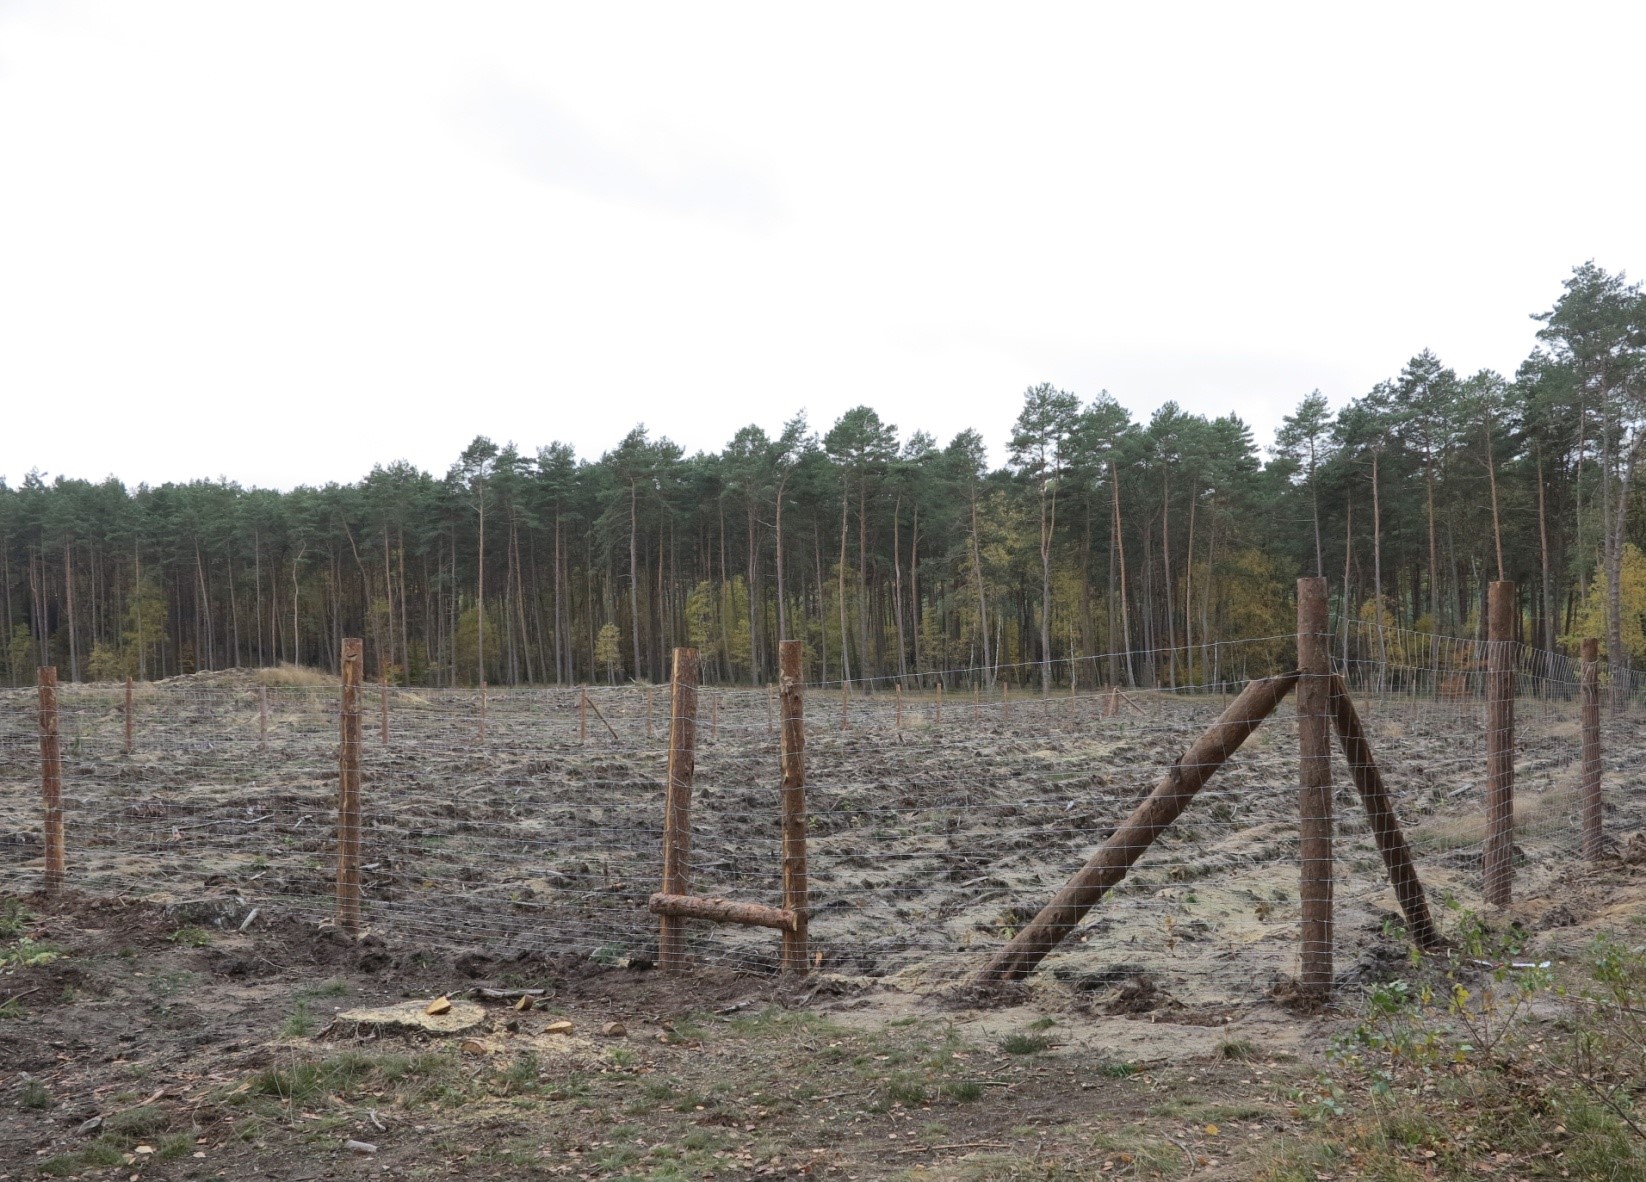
[2,1,1641,490]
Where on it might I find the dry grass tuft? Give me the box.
[254,663,336,688]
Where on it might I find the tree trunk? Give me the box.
[1161,469,1176,690]
[774,471,789,642]
[629,480,641,683]
[892,493,908,685]
[856,482,870,683]
[64,539,79,681]
[1111,461,1133,687]
[970,489,991,687]
[838,487,851,685]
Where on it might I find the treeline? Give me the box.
[3,263,1644,689]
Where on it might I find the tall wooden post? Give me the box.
[1484,581,1515,906]
[935,681,943,725]
[840,680,849,731]
[259,684,268,748]
[123,675,134,756]
[1581,637,1603,860]
[779,641,809,974]
[895,683,903,730]
[1297,577,1333,998]
[659,648,699,971]
[37,667,64,895]
[336,639,363,935]
[478,680,487,744]
[379,672,390,746]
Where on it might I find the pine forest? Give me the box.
[4,263,1644,690]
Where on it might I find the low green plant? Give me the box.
[281,1000,316,1038]
[1000,1032,1051,1055]
[0,936,60,969]
[0,898,28,938]
[1285,916,1646,1178]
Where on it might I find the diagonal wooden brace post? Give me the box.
[1328,675,1441,950]
[976,671,1298,983]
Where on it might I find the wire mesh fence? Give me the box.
[0,631,1639,1004]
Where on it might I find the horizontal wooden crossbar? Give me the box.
[648,892,797,931]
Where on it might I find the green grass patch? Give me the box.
[1001,1032,1052,1055]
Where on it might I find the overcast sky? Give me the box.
[2,2,1641,491]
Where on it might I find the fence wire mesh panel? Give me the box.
[0,634,1639,1005]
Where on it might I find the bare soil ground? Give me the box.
[0,674,1641,1178]
[3,865,1646,1181]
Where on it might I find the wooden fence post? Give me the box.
[935,681,943,725]
[379,672,389,747]
[337,639,363,934]
[1484,581,1515,906]
[840,680,850,731]
[1297,576,1333,999]
[259,685,268,749]
[478,680,487,744]
[895,683,903,730]
[659,648,699,971]
[779,641,809,974]
[38,667,64,895]
[1581,636,1602,860]
[123,675,134,756]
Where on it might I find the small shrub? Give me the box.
[281,1001,316,1038]
[0,899,28,938]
